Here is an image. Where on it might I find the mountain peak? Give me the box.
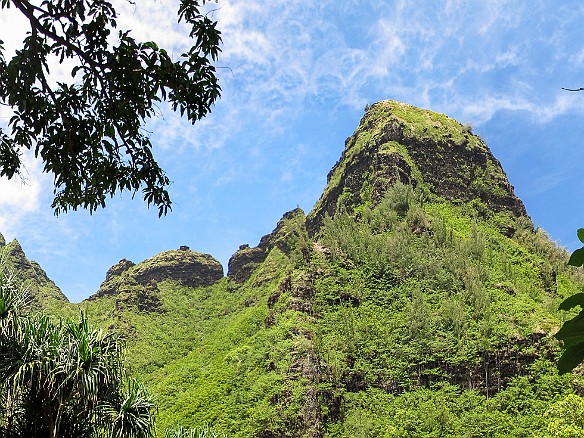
[89,247,223,304]
[1,238,68,306]
[307,100,527,233]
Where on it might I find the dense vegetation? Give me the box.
[0,258,155,438]
[4,101,584,437]
[99,183,582,437]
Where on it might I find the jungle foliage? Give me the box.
[72,183,584,437]
[0,0,221,215]
[0,257,155,438]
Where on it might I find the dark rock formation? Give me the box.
[131,249,223,288]
[227,245,266,284]
[307,100,528,234]
[90,247,224,304]
[227,208,305,284]
[105,258,135,281]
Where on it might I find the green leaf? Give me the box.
[578,228,584,244]
[556,312,584,346]
[568,248,584,267]
[559,293,584,311]
[558,344,584,374]
[557,331,584,350]
[143,41,158,50]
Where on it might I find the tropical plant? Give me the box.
[0,0,221,215]
[0,256,155,437]
[555,228,584,373]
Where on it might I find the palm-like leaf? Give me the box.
[164,426,226,438]
[0,249,155,437]
[101,378,155,438]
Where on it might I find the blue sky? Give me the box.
[2,0,584,302]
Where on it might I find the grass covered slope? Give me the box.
[15,100,584,436]
[127,102,584,437]
[141,184,584,437]
[313,185,581,436]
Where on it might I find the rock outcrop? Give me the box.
[227,244,266,284]
[90,247,224,304]
[130,249,223,289]
[307,100,528,234]
[105,258,135,281]
[227,208,305,283]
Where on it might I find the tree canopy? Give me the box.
[0,0,221,216]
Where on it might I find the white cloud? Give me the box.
[0,151,47,239]
[0,9,27,56]
[0,152,43,210]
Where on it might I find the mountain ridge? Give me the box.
[4,100,584,437]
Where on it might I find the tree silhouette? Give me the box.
[0,0,221,216]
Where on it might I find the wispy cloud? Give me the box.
[0,150,46,237]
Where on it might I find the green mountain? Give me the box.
[0,235,69,313]
[10,100,584,437]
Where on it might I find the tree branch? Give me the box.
[10,0,103,71]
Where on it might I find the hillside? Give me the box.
[0,234,72,314]
[9,100,584,437]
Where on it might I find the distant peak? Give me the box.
[307,100,527,233]
[0,236,68,304]
[90,248,223,302]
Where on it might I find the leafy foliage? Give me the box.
[0,0,221,215]
[0,256,155,437]
[69,183,584,437]
[556,228,584,373]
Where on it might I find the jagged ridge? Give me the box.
[0,233,68,308]
[5,100,583,437]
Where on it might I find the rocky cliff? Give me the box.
[0,233,68,307]
[307,100,527,234]
[89,247,223,310]
[227,208,305,283]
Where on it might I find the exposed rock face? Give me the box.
[227,208,305,284]
[131,249,223,288]
[227,245,266,284]
[90,248,224,305]
[105,259,135,281]
[2,239,68,304]
[307,100,528,234]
